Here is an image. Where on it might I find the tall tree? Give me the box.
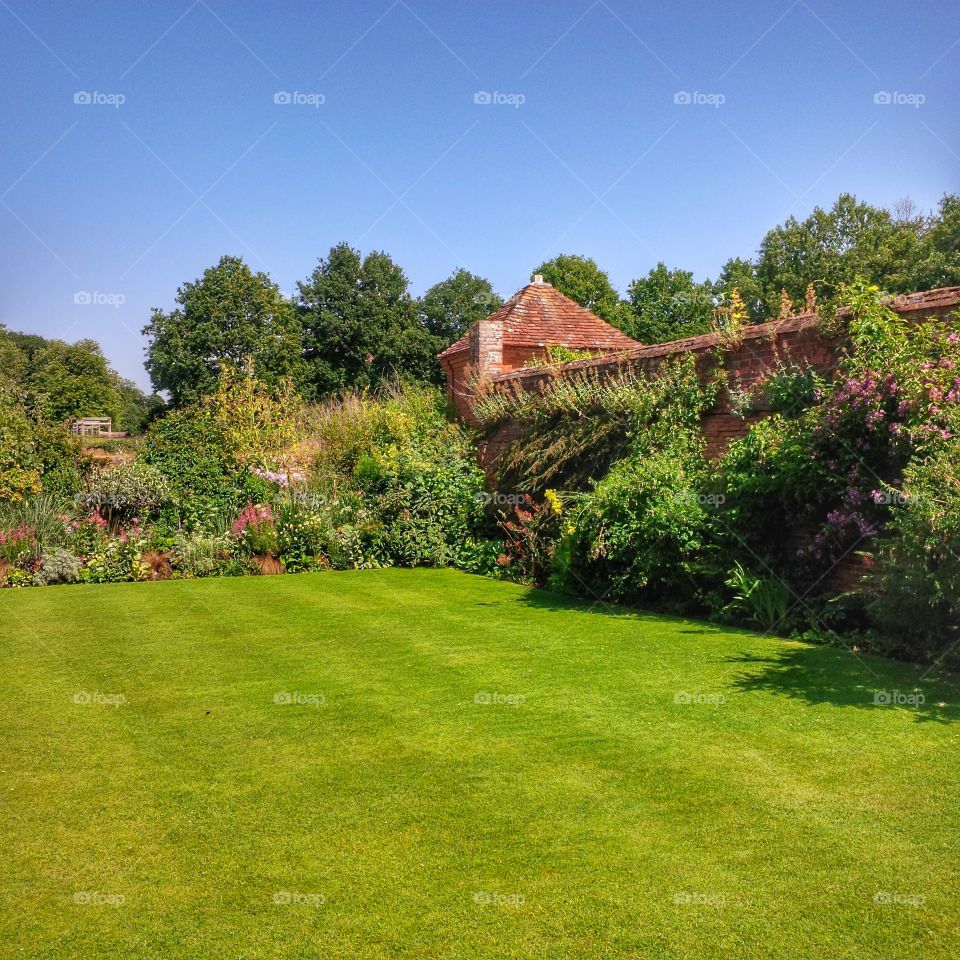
[143,255,303,407]
[418,268,502,351]
[29,339,122,425]
[532,254,633,331]
[625,263,715,343]
[298,243,435,395]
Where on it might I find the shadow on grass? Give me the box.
[509,585,958,724]
[727,645,958,724]
[506,584,743,632]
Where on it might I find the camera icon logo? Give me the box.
[273,91,292,105]
[73,91,92,105]
[473,91,492,105]
[274,691,293,705]
[673,90,692,105]
[873,91,892,105]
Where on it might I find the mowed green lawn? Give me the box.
[1,570,958,959]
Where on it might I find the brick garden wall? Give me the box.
[479,314,839,469]
[471,289,960,473]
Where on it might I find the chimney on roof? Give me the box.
[533,273,545,284]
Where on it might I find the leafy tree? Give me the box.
[750,193,960,319]
[29,339,122,426]
[0,325,27,390]
[532,254,633,331]
[714,257,768,324]
[204,365,302,469]
[418,269,502,351]
[116,379,165,435]
[626,263,715,343]
[143,255,304,407]
[298,243,435,396]
[0,387,42,502]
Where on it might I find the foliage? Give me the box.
[523,345,596,368]
[867,429,960,663]
[298,243,435,396]
[723,563,793,631]
[495,495,561,586]
[204,365,303,470]
[28,338,122,426]
[231,503,279,557]
[474,354,721,491]
[0,390,42,502]
[418,268,502,354]
[626,262,715,343]
[144,255,304,406]
[75,535,150,584]
[142,408,243,530]
[555,428,719,609]
[33,548,81,586]
[76,462,171,529]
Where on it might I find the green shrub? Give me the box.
[474,354,721,490]
[143,409,243,530]
[723,562,793,631]
[866,433,960,662]
[76,536,150,584]
[556,430,719,609]
[76,462,171,529]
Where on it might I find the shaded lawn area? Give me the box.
[1,569,958,959]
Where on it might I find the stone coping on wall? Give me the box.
[488,313,823,388]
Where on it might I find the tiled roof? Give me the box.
[437,280,639,359]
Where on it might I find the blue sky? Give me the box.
[1,0,957,387]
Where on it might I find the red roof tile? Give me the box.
[437,280,639,359]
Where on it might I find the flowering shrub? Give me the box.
[0,523,37,565]
[231,503,279,557]
[495,496,559,585]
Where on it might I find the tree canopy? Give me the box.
[298,244,437,395]
[143,255,304,406]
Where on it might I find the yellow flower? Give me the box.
[544,488,563,516]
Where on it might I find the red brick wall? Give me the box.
[443,289,960,471]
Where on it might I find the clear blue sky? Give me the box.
[1,0,957,387]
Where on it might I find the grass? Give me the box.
[1,569,958,959]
